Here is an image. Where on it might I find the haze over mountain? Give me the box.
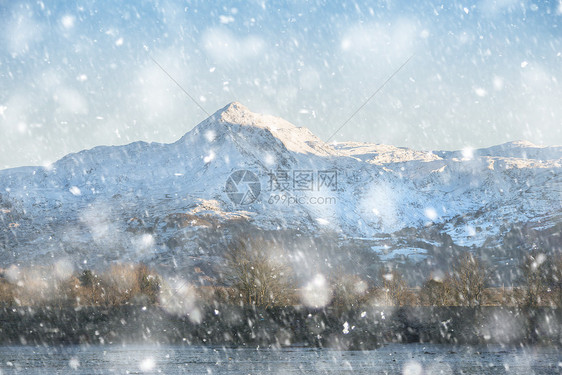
[1,103,561,282]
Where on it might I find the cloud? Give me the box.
[132,51,193,120]
[202,28,265,64]
[340,19,420,62]
[1,1,562,169]
[479,0,522,15]
[515,64,562,143]
[2,8,43,57]
[520,64,553,88]
[0,94,30,135]
[54,87,89,115]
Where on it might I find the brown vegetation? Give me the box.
[0,249,560,309]
[419,277,454,306]
[221,239,295,307]
[450,252,489,307]
[379,269,416,306]
[0,263,160,308]
[520,251,549,307]
[330,272,369,308]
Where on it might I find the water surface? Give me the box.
[0,344,560,374]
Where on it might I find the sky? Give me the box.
[1,0,561,168]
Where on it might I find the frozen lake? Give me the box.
[0,344,560,374]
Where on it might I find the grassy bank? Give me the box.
[0,305,560,348]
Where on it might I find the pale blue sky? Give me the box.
[1,0,561,168]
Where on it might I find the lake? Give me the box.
[0,343,560,374]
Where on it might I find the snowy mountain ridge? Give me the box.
[0,102,561,274]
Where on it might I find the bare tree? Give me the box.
[0,278,14,306]
[451,252,488,307]
[222,239,295,308]
[97,263,161,306]
[520,251,549,307]
[419,276,454,306]
[78,269,103,305]
[545,253,562,307]
[136,263,161,304]
[380,269,412,306]
[330,272,369,308]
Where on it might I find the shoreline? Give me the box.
[1,306,560,349]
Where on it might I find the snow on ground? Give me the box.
[0,103,561,266]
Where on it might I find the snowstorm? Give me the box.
[0,0,561,374]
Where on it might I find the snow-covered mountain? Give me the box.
[1,102,561,279]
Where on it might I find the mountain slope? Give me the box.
[0,102,560,279]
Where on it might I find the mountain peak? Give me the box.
[220,101,248,112]
[181,102,333,157]
[211,102,296,131]
[506,140,539,148]
[216,101,249,119]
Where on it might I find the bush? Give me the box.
[379,269,413,306]
[0,279,15,306]
[330,273,369,309]
[137,264,161,304]
[222,239,295,308]
[419,277,454,306]
[99,263,161,306]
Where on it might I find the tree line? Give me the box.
[222,240,562,309]
[0,240,560,309]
